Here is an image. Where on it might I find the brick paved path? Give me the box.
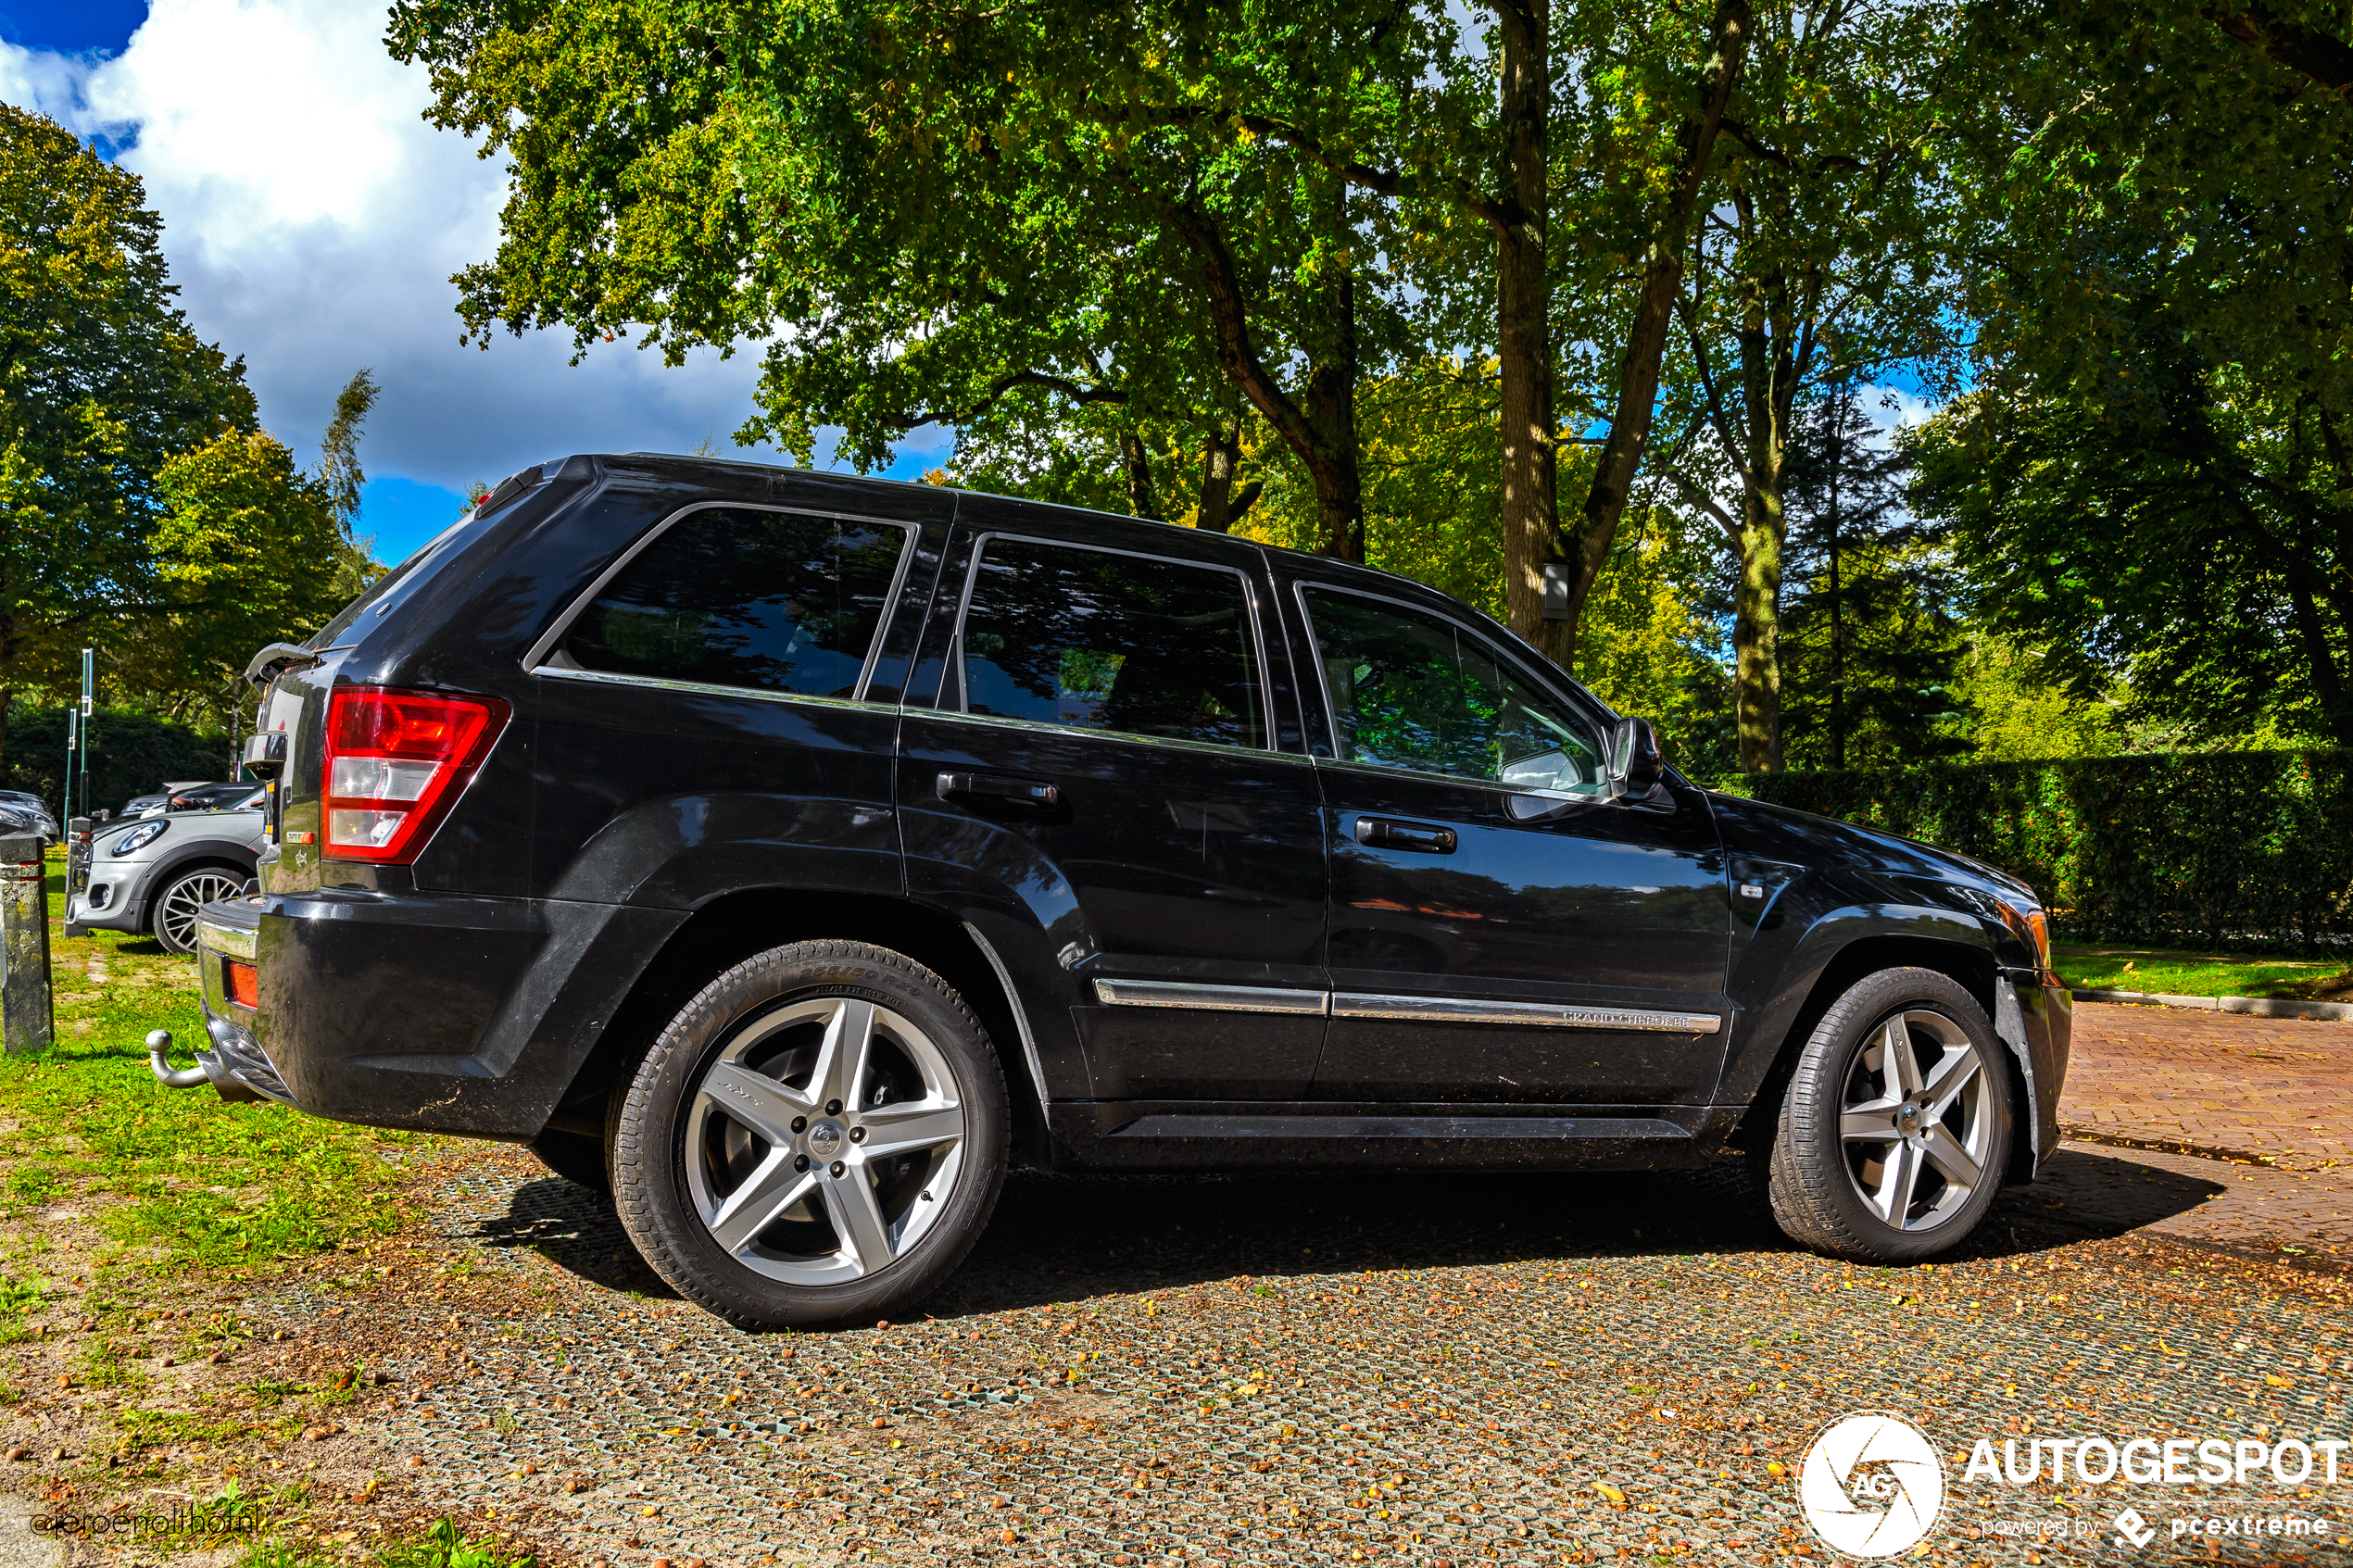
[2064,1000,2353,1171]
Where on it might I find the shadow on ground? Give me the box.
[476,1144,2230,1318]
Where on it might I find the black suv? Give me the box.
[176,455,2069,1328]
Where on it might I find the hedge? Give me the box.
[2,706,233,819]
[1733,750,2353,953]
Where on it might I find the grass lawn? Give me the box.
[0,851,551,1565]
[2054,943,2353,1000]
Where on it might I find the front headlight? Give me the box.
[1996,897,2052,972]
[111,820,169,856]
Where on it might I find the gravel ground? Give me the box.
[137,1145,2353,1568]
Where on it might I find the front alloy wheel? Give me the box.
[153,866,247,956]
[612,940,1007,1329]
[1768,967,2013,1263]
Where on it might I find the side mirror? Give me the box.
[1610,717,1665,797]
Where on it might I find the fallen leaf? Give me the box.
[2267,1374,2295,1388]
[1594,1483,1625,1505]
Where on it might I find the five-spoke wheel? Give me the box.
[612,940,1007,1328]
[685,996,968,1283]
[1835,1009,1994,1233]
[1768,967,2013,1263]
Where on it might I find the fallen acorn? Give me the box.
[5,1447,26,1461]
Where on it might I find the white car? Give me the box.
[66,789,264,954]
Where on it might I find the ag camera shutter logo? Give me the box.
[1798,1411,1946,1559]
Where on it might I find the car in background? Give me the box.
[121,780,216,817]
[0,790,58,842]
[67,787,263,954]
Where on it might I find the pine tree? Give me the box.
[1778,383,1969,769]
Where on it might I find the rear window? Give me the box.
[562,508,912,700]
[955,537,1265,749]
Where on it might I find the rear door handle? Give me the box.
[1353,816,1456,854]
[937,771,1062,812]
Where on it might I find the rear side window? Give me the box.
[957,538,1266,749]
[562,508,912,699]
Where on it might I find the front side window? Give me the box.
[1302,589,1605,790]
[957,539,1266,749]
[562,508,911,698]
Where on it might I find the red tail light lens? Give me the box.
[321,687,508,864]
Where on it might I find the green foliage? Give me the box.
[1923,0,2353,747]
[0,106,258,698]
[1747,750,2353,951]
[375,1518,535,1568]
[1779,386,1969,770]
[2,703,228,814]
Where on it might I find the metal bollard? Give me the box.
[0,830,51,1055]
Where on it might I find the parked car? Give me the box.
[0,790,58,841]
[122,781,213,817]
[164,454,2070,1330]
[68,787,262,953]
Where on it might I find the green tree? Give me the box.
[0,105,258,744]
[1920,0,2353,747]
[115,430,346,722]
[1646,0,1962,772]
[1777,385,1967,770]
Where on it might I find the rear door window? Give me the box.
[956,538,1266,749]
[562,508,912,699]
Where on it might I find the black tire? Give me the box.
[528,1130,612,1195]
[150,864,252,956]
[611,940,1008,1329]
[1768,967,2014,1264]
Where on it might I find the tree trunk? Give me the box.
[1148,188,1362,560]
[1303,274,1365,561]
[1118,424,1159,519]
[1195,386,1263,533]
[1556,0,1750,666]
[1732,492,1786,773]
[1496,0,1562,661]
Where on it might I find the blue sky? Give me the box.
[1,1,951,564]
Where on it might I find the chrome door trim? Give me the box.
[1331,992,1722,1034]
[522,500,919,700]
[529,665,892,716]
[911,706,1320,767]
[1092,979,1331,1016]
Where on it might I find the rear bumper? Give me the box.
[193,885,684,1138]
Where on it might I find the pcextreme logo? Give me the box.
[1798,1411,1947,1561]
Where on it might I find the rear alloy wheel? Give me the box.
[611,940,1007,1328]
[152,867,248,956]
[1767,967,2013,1263]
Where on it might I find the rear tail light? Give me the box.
[321,687,508,864]
[226,960,259,1009]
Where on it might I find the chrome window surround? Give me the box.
[521,500,921,704]
[1290,580,1614,793]
[1095,977,1720,1035]
[947,532,1277,754]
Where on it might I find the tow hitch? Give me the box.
[147,1028,208,1088]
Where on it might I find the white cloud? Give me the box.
[2,0,814,492]
[1859,383,1943,440]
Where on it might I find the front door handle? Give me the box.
[1353,816,1456,854]
[938,771,1062,812]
